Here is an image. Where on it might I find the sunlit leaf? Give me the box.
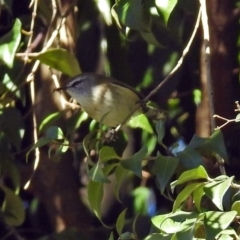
[231,201,240,215]
[128,114,153,133]
[173,183,204,212]
[204,176,233,211]
[155,0,178,25]
[132,187,152,215]
[39,111,67,132]
[171,166,208,189]
[33,48,81,76]
[193,184,205,212]
[0,19,21,68]
[204,211,237,240]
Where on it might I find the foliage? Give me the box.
[0,0,239,240]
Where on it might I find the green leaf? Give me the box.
[177,146,204,169]
[216,229,239,240]
[196,130,228,163]
[33,48,81,76]
[151,214,181,233]
[128,114,153,133]
[99,146,121,162]
[145,233,172,240]
[0,184,25,226]
[87,180,104,219]
[231,201,240,215]
[108,232,114,240]
[0,107,24,151]
[171,165,208,188]
[204,176,233,211]
[39,111,67,132]
[114,165,129,202]
[89,161,111,183]
[193,184,205,212]
[26,137,52,162]
[173,183,204,212]
[155,0,178,26]
[46,126,64,140]
[204,211,237,240]
[116,208,127,236]
[121,145,148,178]
[153,155,179,193]
[156,120,165,144]
[112,0,151,32]
[0,19,21,68]
[132,187,152,215]
[140,31,164,47]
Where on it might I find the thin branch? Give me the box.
[114,7,202,133]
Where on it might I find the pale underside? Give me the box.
[66,82,143,127]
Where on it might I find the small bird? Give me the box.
[55,73,164,127]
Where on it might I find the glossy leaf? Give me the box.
[155,119,165,144]
[153,155,179,193]
[173,183,204,212]
[128,114,153,133]
[155,0,178,25]
[33,48,81,76]
[0,19,21,68]
[171,165,208,188]
[26,137,52,162]
[39,111,67,132]
[89,161,110,183]
[46,126,64,140]
[0,184,25,226]
[204,176,233,211]
[145,233,172,240]
[112,0,151,32]
[99,146,121,162]
[0,108,24,151]
[152,214,181,233]
[116,208,127,235]
[196,130,228,163]
[193,184,205,212]
[121,145,147,178]
[204,211,237,240]
[87,180,104,219]
[114,165,129,202]
[132,187,152,215]
[231,201,240,215]
[108,232,114,240]
[176,146,204,169]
